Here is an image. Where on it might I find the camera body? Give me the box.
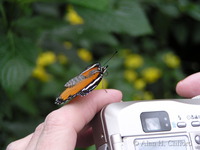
[92,99,200,150]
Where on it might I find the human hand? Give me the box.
[176,72,200,98]
[9,72,200,150]
[7,89,122,150]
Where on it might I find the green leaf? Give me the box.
[0,58,33,93]
[79,29,118,46]
[0,33,38,93]
[114,0,152,35]
[15,38,39,64]
[188,4,200,21]
[14,16,65,40]
[69,0,109,11]
[86,145,96,150]
[157,3,180,17]
[76,0,152,36]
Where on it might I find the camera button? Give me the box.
[191,121,200,127]
[195,135,200,144]
[177,122,187,128]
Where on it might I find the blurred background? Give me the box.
[0,0,200,149]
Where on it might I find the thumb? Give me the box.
[176,72,200,98]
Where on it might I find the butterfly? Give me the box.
[55,63,108,105]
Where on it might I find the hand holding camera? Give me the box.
[92,72,200,150]
[7,72,200,150]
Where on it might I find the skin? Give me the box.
[7,72,200,150]
[176,72,200,98]
[6,89,122,150]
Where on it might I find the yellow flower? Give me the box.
[124,70,137,82]
[32,66,52,82]
[163,52,181,68]
[124,54,144,69]
[77,48,93,62]
[37,51,56,67]
[134,78,146,90]
[57,54,68,64]
[95,78,108,90]
[133,91,154,100]
[143,91,154,100]
[65,5,84,25]
[142,67,162,83]
[63,41,73,49]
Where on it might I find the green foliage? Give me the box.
[1,0,200,149]
[74,0,152,36]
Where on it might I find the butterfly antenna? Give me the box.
[103,51,118,66]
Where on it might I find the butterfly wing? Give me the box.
[55,64,102,104]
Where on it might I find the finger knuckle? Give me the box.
[35,123,44,133]
[44,110,68,129]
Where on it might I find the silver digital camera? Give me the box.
[92,99,200,150]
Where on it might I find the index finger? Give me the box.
[36,89,122,150]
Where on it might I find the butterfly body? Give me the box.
[55,63,108,105]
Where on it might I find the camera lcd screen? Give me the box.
[145,117,161,131]
[140,111,171,132]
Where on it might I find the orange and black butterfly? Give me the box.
[55,63,108,105]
